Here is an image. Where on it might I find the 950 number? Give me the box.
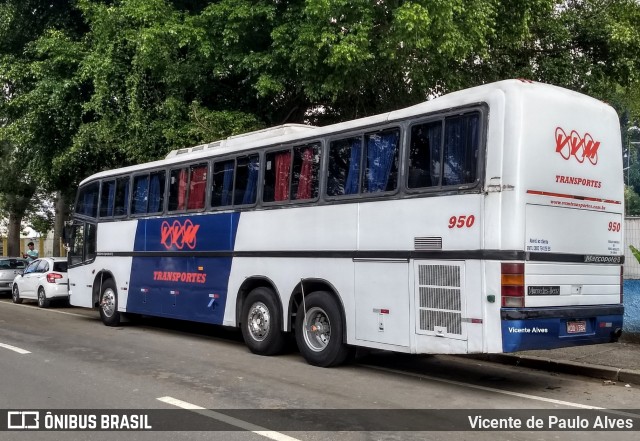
[608,221,621,232]
[448,215,475,229]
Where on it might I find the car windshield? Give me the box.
[53,261,68,272]
[0,259,25,269]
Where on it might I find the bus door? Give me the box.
[66,221,97,308]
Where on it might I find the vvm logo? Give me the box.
[161,219,199,250]
[555,127,600,165]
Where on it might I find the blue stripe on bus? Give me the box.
[127,213,241,324]
[501,313,623,352]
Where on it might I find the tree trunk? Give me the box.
[53,191,69,257]
[7,213,23,257]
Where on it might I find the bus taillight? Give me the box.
[501,263,525,307]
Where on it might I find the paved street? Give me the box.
[1,298,639,440]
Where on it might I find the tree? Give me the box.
[0,0,87,253]
[0,140,36,255]
[2,0,640,234]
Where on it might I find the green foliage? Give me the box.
[25,191,55,238]
[630,245,640,264]
[1,0,640,224]
[625,186,640,216]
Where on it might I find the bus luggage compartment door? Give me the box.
[354,259,410,347]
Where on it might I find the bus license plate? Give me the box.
[567,320,587,334]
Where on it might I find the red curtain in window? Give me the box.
[188,166,207,209]
[274,152,291,201]
[295,148,313,200]
[177,169,188,210]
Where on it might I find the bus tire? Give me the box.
[99,279,120,327]
[295,291,351,367]
[241,287,286,356]
[12,285,23,304]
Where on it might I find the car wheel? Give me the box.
[295,291,352,367]
[37,287,50,308]
[12,285,23,304]
[99,279,120,326]
[241,287,286,356]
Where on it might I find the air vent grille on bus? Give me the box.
[416,264,462,336]
[414,237,443,250]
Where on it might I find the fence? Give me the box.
[625,217,640,279]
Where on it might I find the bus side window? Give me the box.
[168,168,187,211]
[68,224,85,266]
[99,180,116,217]
[327,136,362,196]
[442,113,480,186]
[148,170,166,214]
[408,121,442,189]
[264,149,292,203]
[76,182,100,218]
[114,177,130,216]
[291,144,320,201]
[86,223,97,261]
[131,170,166,215]
[234,154,259,205]
[211,159,235,207]
[131,174,150,215]
[363,129,400,193]
[187,164,207,210]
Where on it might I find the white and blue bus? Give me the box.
[67,79,624,367]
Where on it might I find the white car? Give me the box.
[12,257,69,308]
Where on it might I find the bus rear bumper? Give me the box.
[500,305,624,352]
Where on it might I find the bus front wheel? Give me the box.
[295,292,351,367]
[99,279,120,327]
[241,287,286,356]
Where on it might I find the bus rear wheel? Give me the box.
[295,291,351,367]
[241,287,286,356]
[99,279,120,327]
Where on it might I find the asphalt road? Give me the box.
[1,297,639,440]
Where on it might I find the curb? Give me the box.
[478,354,640,386]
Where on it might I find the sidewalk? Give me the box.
[481,333,640,385]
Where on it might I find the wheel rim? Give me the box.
[12,287,18,301]
[247,301,270,342]
[101,288,116,318]
[38,290,45,306]
[302,306,331,352]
